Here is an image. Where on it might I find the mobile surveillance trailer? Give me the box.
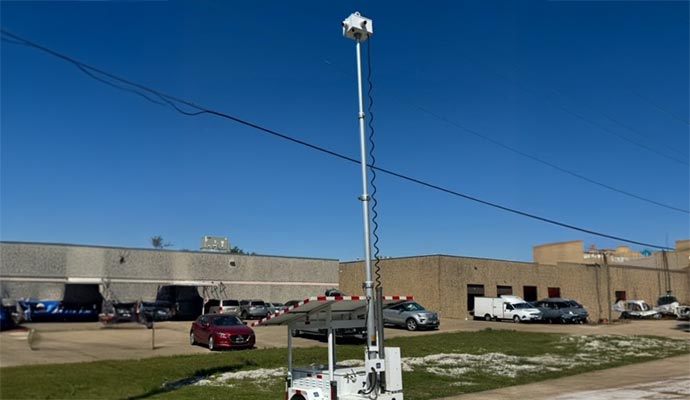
[251,295,411,399]
[250,12,408,399]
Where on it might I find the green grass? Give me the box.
[1,330,688,400]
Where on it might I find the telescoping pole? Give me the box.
[355,36,378,360]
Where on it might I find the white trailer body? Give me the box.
[474,295,541,322]
[252,295,410,400]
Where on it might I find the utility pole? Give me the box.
[662,250,671,294]
[603,253,612,323]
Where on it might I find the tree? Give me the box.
[151,235,173,249]
[229,246,246,254]
[229,246,256,255]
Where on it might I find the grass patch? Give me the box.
[1,329,688,400]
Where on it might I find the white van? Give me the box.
[474,295,542,323]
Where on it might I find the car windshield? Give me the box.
[251,301,265,306]
[403,302,425,312]
[565,300,582,308]
[658,296,678,305]
[513,302,533,309]
[213,316,243,326]
[222,300,239,306]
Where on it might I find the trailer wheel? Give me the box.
[484,314,492,321]
[406,318,418,331]
[513,315,520,323]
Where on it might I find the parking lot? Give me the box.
[1,318,687,368]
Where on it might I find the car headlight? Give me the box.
[569,311,574,315]
[216,332,229,338]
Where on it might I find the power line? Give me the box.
[323,59,690,214]
[632,90,690,127]
[1,28,676,251]
[465,58,689,166]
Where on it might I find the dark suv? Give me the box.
[532,298,588,323]
[239,299,269,320]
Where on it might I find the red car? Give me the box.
[190,314,256,351]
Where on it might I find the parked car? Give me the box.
[383,301,440,331]
[138,300,175,322]
[0,299,20,331]
[239,299,269,320]
[189,313,255,351]
[99,301,138,325]
[206,299,240,315]
[654,294,680,316]
[267,302,286,315]
[532,298,588,323]
[613,300,661,319]
[675,305,690,321]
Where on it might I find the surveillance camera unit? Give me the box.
[342,11,373,41]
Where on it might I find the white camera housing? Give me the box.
[342,12,373,41]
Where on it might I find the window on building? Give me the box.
[497,285,513,296]
[467,284,485,311]
[523,286,538,302]
[615,291,627,302]
[548,287,561,298]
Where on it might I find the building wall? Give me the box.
[340,255,690,322]
[533,240,584,266]
[0,242,339,303]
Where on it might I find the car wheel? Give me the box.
[291,329,301,337]
[484,314,492,321]
[189,331,196,345]
[513,315,520,323]
[653,313,662,320]
[241,312,248,320]
[621,312,629,319]
[208,336,215,351]
[559,317,568,324]
[406,318,418,331]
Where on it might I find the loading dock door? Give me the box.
[523,286,538,302]
[63,284,103,306]
[497,286,513,296]
[467,284,485,311]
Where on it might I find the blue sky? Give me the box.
[1,1,688,261]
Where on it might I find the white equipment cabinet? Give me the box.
[251,296,410,400]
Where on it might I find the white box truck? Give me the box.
[474,295,542,323]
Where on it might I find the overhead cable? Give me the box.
[322,59,689,215]
[1,28,675,250]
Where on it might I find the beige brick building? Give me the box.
[340,241,690,322]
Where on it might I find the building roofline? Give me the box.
[532,240,583,250]
[0,241,339,262]
[341,254,535,266]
